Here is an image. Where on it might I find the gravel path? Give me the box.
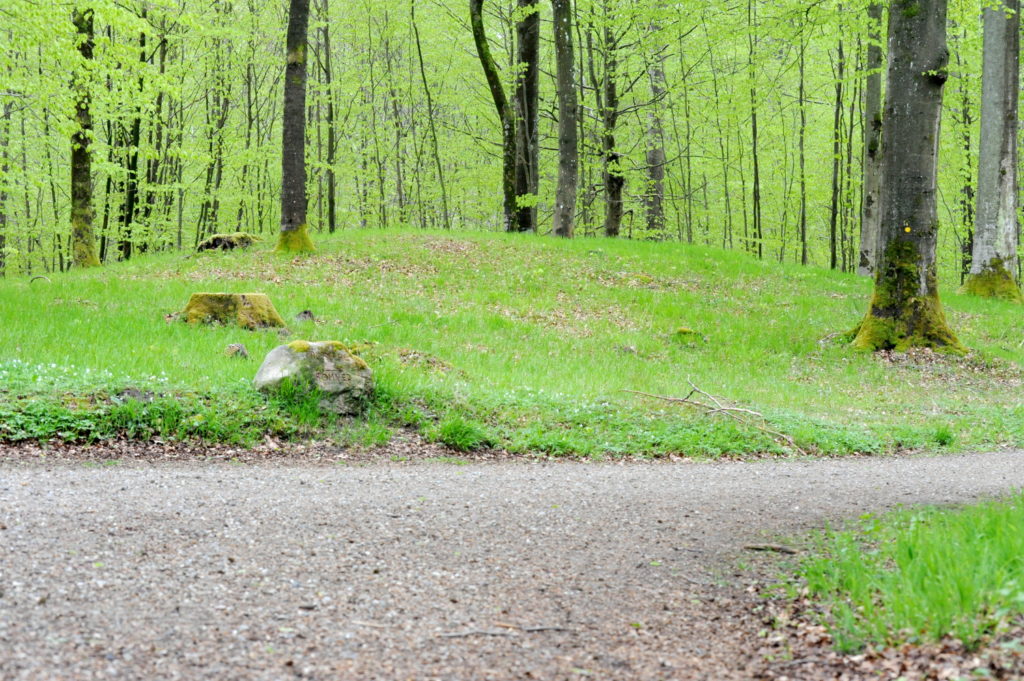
[2,450,1024,680]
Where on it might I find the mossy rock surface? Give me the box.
[182,293,286,330]
[254,340,373,415]
[197,232,261,252]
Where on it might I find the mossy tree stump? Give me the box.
[182,293,286,330]
[197,232,261,252]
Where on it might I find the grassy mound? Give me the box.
[1,229,1022,457]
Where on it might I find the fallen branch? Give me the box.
[438,629,515,639]
[624,381,807,456]
[743,544,799,555]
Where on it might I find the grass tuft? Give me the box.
[796,495,1024,652]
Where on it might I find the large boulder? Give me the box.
[182,293,285,330]
[253,341,373,415]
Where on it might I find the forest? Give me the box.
[0,0,1013,288]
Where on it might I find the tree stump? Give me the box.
[182,293,286,330]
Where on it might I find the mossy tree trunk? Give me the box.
[70,8,101,269]
[513,0,540,234]
[853,0,964,353]
[552,0,578,238]
[964,0,1021,302]
[857,2,884,277]
[277,0,315,253]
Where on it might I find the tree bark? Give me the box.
[412,0,451,229]
[858,2,884,276]
[513,0,540,233]
[552,0,578,238]
[644,16,667,238]
[964,0,1021,301]
[853,0,962,352]
[469,0,517,232]
[71,8,100,268]
[599,23,623,238]
[277,0,314,252]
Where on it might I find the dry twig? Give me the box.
[624,381,807,456]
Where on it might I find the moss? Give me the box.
[183,293,286,330]
[962,259,1023,303]
[902,1,921,18]
[852,240,966,354]
[197,232,260,252]
[288,340,312,353]
[275,224,315,253]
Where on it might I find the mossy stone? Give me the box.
[197,232,260,252]
[182,293,286,330]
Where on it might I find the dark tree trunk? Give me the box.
[552,0,578,238]
[828,36,845,270]
[320,0,337,234]
[854,0,962,352]
[858,2,884,276]
[71,8,100,268]
[513,0,540,233]
[599,23,623,238]
[277,0,314,251]
[965,0,1021,301]
[469,0,516,231]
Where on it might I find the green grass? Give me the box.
[795,494,1024,652]
[1,228,1022,456]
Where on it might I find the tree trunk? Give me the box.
[71,8,100,268]
[798,33,808,266]
[514,0,540,233]
[964,0,1021,301]
[828,36,845,270]
[320,0,337,234]
[277,0,314,252]
[552,0,577,238]
[412,0,450,229]
[0,96,10,276]
[853,0,962,353]
[858,2,884,276]
[746,0,762,259]
[600,24,623,238]
[469,0,516,232]
[644,17,667,238]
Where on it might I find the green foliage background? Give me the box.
[0,0,989,281]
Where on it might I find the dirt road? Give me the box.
[2,451,1023,680]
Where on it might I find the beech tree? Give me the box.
[70,8,100,268]
[857,2,883,277]
[277,0,314,252]
[552,0,577,238]
[853,0,962,352]
[964,0,1021,301]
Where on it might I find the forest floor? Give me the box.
[3,229,1024,458]
[3,444,1024,680]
